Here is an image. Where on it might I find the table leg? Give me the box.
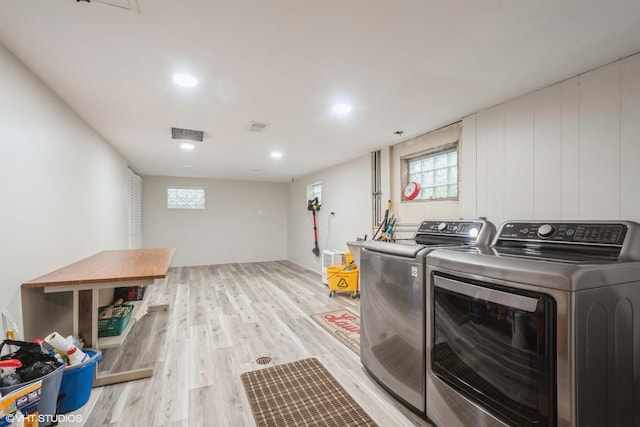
[91,289,99,348]
[78,290,94,347]
[72,290,79,338]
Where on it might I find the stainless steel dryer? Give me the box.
[425,220,640,427]
[360,219,495,416]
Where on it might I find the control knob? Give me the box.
[537,224,556,238]
[438,222,448,232]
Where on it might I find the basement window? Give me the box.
[167,187,205,209]
[406,144,458,201]
[308,182,322,205]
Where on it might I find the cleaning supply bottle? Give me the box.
[66,346,87,366]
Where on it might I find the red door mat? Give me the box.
[310,309,360,355]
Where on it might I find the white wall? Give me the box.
[143,176,287,266]
[287,154,371,273]
[461,52,640,226]
[0,43,129,332]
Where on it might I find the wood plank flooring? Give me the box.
[59,261,431,427]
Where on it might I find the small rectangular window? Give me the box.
[308,182,322,205]
[407,145,458,201]
[167,187,205,209]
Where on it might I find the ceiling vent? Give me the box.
[247,121,270,132]
[171,127,204,142]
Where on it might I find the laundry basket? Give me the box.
[0,362,64,427]
[97,304,134,337]
[57,349,102,413]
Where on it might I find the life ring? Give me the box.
[403,181,420,200]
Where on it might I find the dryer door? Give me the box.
[431,273,557,427]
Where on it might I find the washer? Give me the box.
[425,220,640,427]
[359,219,495,417]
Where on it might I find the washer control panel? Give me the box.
[416,221,483,238]
[499,222,627,245]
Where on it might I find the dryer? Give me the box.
[425,220,640,427]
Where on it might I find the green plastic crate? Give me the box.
[97,304,134,337]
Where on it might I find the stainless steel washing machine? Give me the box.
[425,220,640,427]
[360,219,495,416]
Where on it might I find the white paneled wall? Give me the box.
[474,109,489,218]
[533,86,562,218]
[504,94,534,219]
[459,115,477,217]
[486,105,506,221]
[462,52,640,225]
[621,54,640,219]
[579,61,621,218]
[561,77,581,218]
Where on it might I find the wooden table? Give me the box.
[21,248,175,386]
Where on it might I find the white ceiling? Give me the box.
[2,1,640,182]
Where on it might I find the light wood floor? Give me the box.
[60,261,431,426]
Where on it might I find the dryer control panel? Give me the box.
[498,222,627,246]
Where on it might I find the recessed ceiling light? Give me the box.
[180,142,195,151]
[271,151,283,159]
[172,73,198,87]
[184,164,193,168]
[332,103,352,115]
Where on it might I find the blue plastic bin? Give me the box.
[57,349,102,414]
[0,362,64,427]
